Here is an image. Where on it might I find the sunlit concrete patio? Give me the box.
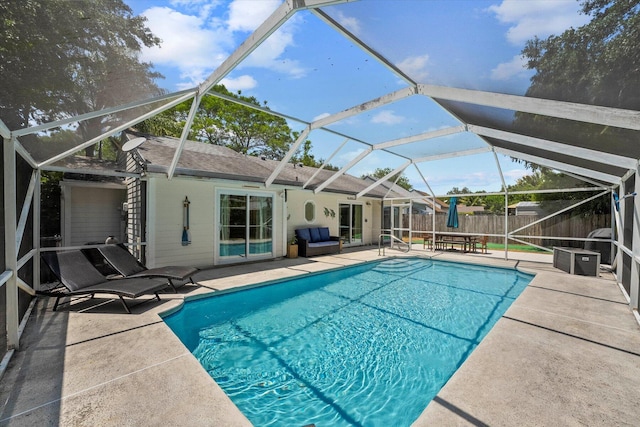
[1,247,638,426]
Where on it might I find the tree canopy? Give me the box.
[0,0,163,131]
[509,0,634,215]
[522,0,639,109]
[137,85,336,167]
[363,168,413,191]
[517,0,639,148]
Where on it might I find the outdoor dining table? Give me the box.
[433,233,478,252]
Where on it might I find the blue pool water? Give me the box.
[220,241,272,257]
[163,258,533,426]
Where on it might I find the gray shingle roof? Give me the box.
[131,133,395,198]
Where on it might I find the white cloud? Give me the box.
[371,110,405,125]
[338,148,367,164]
[490,54,528,80]
[226,1,309,77]
[334,148,381,176]
[227,0,280,32]
[170,0,223,19]
[348,153,386,177]
[334,10,362,35]
[488,0,590,45]
[220,75,258,91]
[241,22,308,78]
[396,54,430,81]
[424,171,499,193]
[141,6,232,87]
[503,168,529,181]
[141,0,304,89]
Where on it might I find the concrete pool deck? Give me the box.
[1,247,639,426]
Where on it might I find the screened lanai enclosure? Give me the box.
[2,0,639,366]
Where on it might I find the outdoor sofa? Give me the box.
[295,227,340,257]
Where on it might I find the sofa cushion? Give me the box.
[309,227,321,243]
[319,227,330,241]
[308,241,339,248]
[296,228,311,242]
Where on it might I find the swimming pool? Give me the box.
[163,257,533,426]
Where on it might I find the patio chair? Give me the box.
[40,250,168,313]
[475,235,489,254]
[96,245,199,292]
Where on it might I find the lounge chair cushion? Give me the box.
[96,245,146,276]
[40,250,168,312]
[44,250,114,291]
[97,245,198,282]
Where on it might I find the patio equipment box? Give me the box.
[553,247,601,277]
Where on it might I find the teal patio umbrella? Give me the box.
[446,197,459,228]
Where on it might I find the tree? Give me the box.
[364,168,413,191]
[135,111,184,138]
[137,85,339,166]
[506,168,610,215]
[0,0,163,151]
[483,194,506,215]
[446,187,487,207]
[138,85,296,160]
[40,172,63,238]
[513,0,634,216]
[517,0,639,149]
[1,0,164,239]
[289,136,339,170]
[522,0,639,109]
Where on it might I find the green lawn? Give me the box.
[486,242,550,253]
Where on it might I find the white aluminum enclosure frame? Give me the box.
[3,0,640,362]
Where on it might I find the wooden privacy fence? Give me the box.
[405,213,611,247]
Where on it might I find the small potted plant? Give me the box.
[287,236,298,258]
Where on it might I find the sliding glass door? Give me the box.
[248,195,273,255]
[339,203,363,246]
[218,191,273,262]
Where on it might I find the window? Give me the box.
[304,200,315,223]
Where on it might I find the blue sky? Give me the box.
[127,0,591,196]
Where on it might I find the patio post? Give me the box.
[503,190,509,260]
[33,169,41,291]
[492,150,508,260]
[630,167,640,311]
[615,180,626,289]
[3,136,19,349]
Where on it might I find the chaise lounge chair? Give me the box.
[96,245,199,293]
[41,250,168,313]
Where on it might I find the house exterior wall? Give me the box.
[145,175,286,268]
[515,207,544,216]
[144,175,384,268]
[61,181,126,246]
[286,189,379,246]
[146,176,215,268]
